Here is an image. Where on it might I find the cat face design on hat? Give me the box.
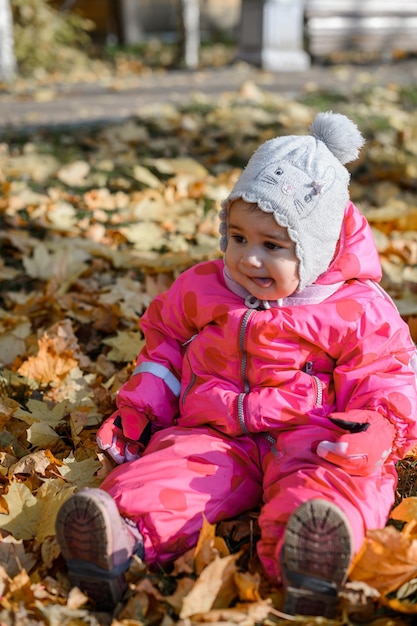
[254,148,337,220]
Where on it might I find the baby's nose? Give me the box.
[242,248,263,267]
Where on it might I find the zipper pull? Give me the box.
[304,361,313,375]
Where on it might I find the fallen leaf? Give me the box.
[56,160,90,186]
[349,523,417,595]
[132,164,162,188]
[0,535,36,578]
[391,497,417,524]
[0,481,42,540]
[103,331,145,362]
[194,516,230,575]
[58,453,101,488]
[180,554,239,618]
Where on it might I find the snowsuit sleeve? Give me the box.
[115,270,198,433]
[330,295,417,460]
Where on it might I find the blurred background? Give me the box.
[2,0,417,83]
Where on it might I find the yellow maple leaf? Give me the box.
[58,452,101,488]
[0,481,42,540]
[36,481,76,543]
[234,570,262,602]
[27,422,61,448]
[103,331,145,363]
[14,398,69,427]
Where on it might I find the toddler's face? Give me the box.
[225,198,300,300]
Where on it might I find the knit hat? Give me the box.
[220,111,365,291]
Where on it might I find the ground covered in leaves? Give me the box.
[2,66,417,625]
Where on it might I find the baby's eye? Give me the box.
[264,241,281,250]
[231,234,246,244]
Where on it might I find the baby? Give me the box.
[56,111,417,618]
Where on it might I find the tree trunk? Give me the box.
[0,0,16,82]
[179,0,200,68]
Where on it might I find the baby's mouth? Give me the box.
[251,276,273,288]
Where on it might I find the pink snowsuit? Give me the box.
[101,201,417,582]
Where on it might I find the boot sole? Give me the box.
[282,499,353,618]
[55,489,131,610]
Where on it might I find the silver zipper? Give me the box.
[237,393,249,434]
[312,375,323,406]
[261,432,278,456]
[239,309,255,392]
[236,309,255,432]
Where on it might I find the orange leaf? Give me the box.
[391,497,417,525]
[234,570,261,602]
[349,524,417,595]
[382,595,417,615]
[18,321,79,384]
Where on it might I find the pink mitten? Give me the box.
[316,411,395,476]
[97,407,151,464]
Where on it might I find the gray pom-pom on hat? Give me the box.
[220,111,365,292]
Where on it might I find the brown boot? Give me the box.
[281,499,353,618]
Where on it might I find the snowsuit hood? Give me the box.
[315,200,382,286]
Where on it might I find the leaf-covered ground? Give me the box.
[2,67,417,625]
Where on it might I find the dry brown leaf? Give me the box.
[0,391,20,432]
[349,523,417,595]
[0,312,31,367]
[58,453,101,488]
[18,320,80,384]
[180,553,239,619]
[339,580,380,622]
[66,586,89,610]
[9,449,63,477]
[234,571,261,602]
[165,576,196,613]
[145,157,208,178]
[14,399,69,427]
[185,600,274,625]
[0,535,36,578]
[194,516,230,575]
[119,576,165,622]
